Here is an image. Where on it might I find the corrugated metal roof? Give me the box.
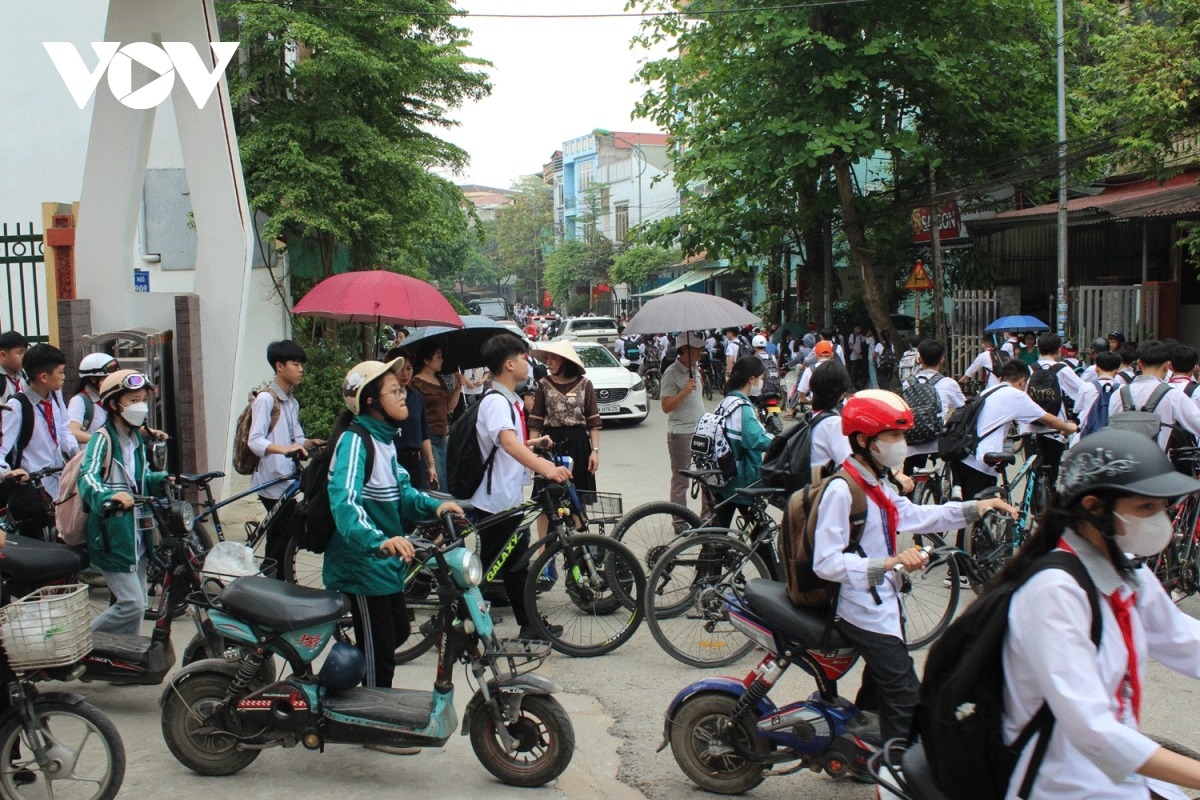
[973,170,1200,228]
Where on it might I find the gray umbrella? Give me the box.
[621,292,760,335]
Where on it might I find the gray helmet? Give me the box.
[1090,337,1109,353]
[1056,429,1200,506]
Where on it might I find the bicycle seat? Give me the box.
[982,452,1017,467]
[900,743,952,800]
[217,576,348,632]
[423,491,475,514]
[679,469,723,480]
[741,579,847,650]
[0,537,85,583]
[178,471,224,485]
[734,487,785,500]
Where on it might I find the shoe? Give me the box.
[518,620,563,640]
[364,744,422,756]
[942,575,970,589]
[11,767,35,785]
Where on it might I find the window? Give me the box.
[575,344,622,368]
[615,203,629,242]
[578,160,594,193]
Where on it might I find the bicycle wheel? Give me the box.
[611,501,701,578]
[395,564,441,664]
[283,537,325,588]
[895,530,960,650]
[524,534,645,657]
[644,533,771,668]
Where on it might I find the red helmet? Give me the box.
[841,390,914,439]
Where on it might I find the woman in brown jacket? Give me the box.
[528,340,601,494]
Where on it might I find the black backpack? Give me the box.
[903,375,945,446]
[291,416,375,555]
[1026,362,1068,416]
[446,389,515,498]
[761,409,837,495]
[914,550,1101,800]
[988,347,1011,377]
[758,353,781,397]
[3,393,38,471]
[938,384,1008,463]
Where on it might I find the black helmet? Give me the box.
[1090,337,1109,353]
[317,641,366,691]
[1056,429,1200,506]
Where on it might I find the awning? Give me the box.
[635,266,729,297]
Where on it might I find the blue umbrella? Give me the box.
[984,315,1051,334]
[400,315,509,371]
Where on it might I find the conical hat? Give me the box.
[531,340,586,375]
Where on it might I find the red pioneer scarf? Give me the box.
[841,458,898,556]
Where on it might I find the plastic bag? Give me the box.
[202,541,259,578]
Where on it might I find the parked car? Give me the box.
[572,343,648,425]
[468,297,509,320]
[556,316,620,348]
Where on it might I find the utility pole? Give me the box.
[930,167,947,342]
[823,219,833,330]
[1055,0,1068,337]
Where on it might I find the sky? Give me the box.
[439,0,670,190]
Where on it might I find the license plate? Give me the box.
[599,403,620,415]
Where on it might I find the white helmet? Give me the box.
[79,353,118,379]
[752,335,768,349]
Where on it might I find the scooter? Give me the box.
[160,512,575,787]
[757,395,785,435]
[661,577,880,795]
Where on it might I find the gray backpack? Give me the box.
[1108,383,1170,440]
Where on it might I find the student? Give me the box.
[80,370,169,637]
[1028,333,1084,486]
[711,356,775,528]
[897,335,922,388]
[1074,350,1122,438]
[724,328,743,375]
[67,353,118,445]
[1000,330,1021,359]
[996,429,1200,799]
[813,390,1017,744]
[385,347,438,491]
[1108,339,1200,452]
[1080,337,1112,382]
[1115,343,1139,386]
[327,357,462,693]
[1108,330,1126,352]
[847,323,868,388]
[904,339,965,474]
[248,340,322,572]
[807,360,853,481]
[1061,340,1081,371]
[961,335,1007,389]
[1166,344,1200,411]
[471,334,573,640]
[0,331,28,403]
[792,340,836,407]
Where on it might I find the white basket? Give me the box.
[0,584,93,672]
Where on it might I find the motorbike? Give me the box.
[641,351,663,401]
[160,512,575,787]
[661,577,880,794]
[756,395,785,435]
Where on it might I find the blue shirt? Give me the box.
[395,386,432,449]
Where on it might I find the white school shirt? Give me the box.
[724,339,741,362]
[963,384,1048,476]
[1072,377,1117,434]
[1003,531,1200,800]
[1108,375,1200,451]
[248,383,307,500]
[1080,364,1097,383]
[1001,338,1019,358]
[795,359,834,397]
[813,465,972,638]
[906,370,966,457]
[67,388,107,434]
[1167,375,1200,412]
[964,350,1002,387]
[809,411,851,474]
[470,384,529,515]
[847,333,864,361]
[0,387,78,499]
[1025,357,1083,444]
[0,370,24,403]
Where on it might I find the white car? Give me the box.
[556,317,620,348]
[574,343,648,424]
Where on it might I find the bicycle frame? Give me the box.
[193,472,299,544]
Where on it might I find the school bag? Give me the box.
[291,417,375,555]
[877,345,897,375]
[690,397,750,486]
[1167,382,1200,454]
[1078,378,1115,437]
[938,384,1008,463]
[778,470,868,607]
[232,387,282,476]
[761,410,837,495]
[1025,362,1068,416]
[897,349,920,386]
[54,428,113,547]
[988,347,1011,377]
[757,353,781,397]
[903,375,945,446]
[1108,383,1170,441]
[79,394,96,431]
[914,549,1101,800]
[446,389,516,498]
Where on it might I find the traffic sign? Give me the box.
[903,259,934,291]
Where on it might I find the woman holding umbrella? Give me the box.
[527,340,602,494]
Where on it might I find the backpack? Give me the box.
[779,471,869,607]
[232,387,282,476]
[3,393,37,471]
[897,349,920,385]
[877,345,897,375]
[938,384,1009,463]
[1078,379,1116,437]
[988,347,1011,377]
[80,394,95,431]
[761,409,837,495]
[55,428,113,547]
[1108,383,1170,441]
[903,375,946,446]
[914,550,1101,800]
[1118,368,1137,385]
[1026,362,1068,416]
[446,389,516,498]
[291,419,375,554]
[691,398,750,486]
[757,353,781,397]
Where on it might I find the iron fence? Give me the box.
[951,289,998,395]
[1071,285,1159,348]
[0,223,49,343]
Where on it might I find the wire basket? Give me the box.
[579,491,623,524]
[0,584,93,672]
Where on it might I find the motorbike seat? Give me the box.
[742,579,848,650]
[218,576,348,632]
[982,452,1017,468]
[900,742,952,800]
[0,538,85,583]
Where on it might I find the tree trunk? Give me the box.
[832,159,894,342]
[800,226,826,326]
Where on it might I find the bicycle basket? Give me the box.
[578,491,623,524]
[0,584,92,672]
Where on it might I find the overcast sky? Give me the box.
[440,0,670,189]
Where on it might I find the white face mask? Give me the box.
[121,402,149,428]
[1113,509,1173,556]
[748,379,763,397]
[872,438,908,472]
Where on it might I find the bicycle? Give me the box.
[0,466,65,541]
[1151,445,1200,602]
[699,353,723,401]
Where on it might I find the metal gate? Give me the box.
[0,223,50,343]
[1071,285,1159,348]
[952,290,999,393]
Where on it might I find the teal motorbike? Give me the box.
[159,513,575,787]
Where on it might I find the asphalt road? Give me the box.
[47,394,1200,798]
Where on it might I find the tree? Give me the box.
[609,244,680,288]
[494,175,554,305]
[218,0,490,278]
[543,240,590,306]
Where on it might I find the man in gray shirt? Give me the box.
[662,332,710,521]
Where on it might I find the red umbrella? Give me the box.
[291,271,463,328]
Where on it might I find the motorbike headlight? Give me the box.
[462,551,484,587]
[631,380,645,392]
[171,500,196,535]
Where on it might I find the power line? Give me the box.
[214,0,875,19]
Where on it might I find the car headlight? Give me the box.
[462,551,484,587]
[171,500,196,534]
[631,380,645,392]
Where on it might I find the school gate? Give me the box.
[951,290,999,393]
[0,223,51,344]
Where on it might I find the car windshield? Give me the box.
[576,346,621,369]
[567,319,618,332]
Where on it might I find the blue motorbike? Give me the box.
[661,578,879,794]
[159,513,575,787]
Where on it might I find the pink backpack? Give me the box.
[55,429,112,547]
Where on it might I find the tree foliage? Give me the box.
[494,176,554,305]
[609,244,681,288]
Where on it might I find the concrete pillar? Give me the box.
[57,299,91,390]
[174,293,207,477]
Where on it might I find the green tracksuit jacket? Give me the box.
[325,414,442,596]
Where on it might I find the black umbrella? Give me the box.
[401,315,509,371]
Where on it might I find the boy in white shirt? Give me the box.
[904,339,965,474]
[0,331,28,403]
[67,353,118,445]
[1027,333,1084,487]
[1074,350,1122,438]
[1109,339,1200,452]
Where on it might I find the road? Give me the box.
[55,398,1200,798]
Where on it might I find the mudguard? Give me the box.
[459,672,559,735]
[0,690,89,730]
[158,657,245,708]
[658,677,779,751]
